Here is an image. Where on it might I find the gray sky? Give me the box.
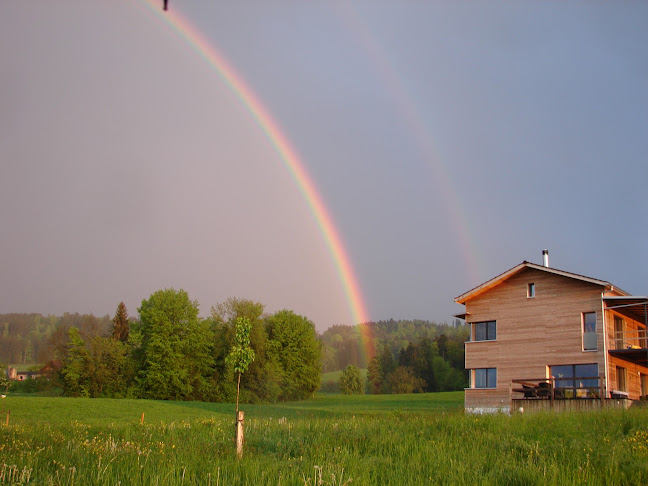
[1,0,647,330]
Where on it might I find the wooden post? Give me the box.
[5,410,9,426]
[550,378,554,409]
[236,411,244,458]
[140,413,145,424]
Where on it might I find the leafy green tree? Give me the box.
[111,302,130,343]
[385,366,425,394]
[212,297,264,327]
[0,375,10,394]
[378,344,396,392]
[137,288,211,400]
[339,364,364,395]
[366,356,383,394]
[84,336,135,398]
[60,328,89,397]
[226,317,255,412]
[211,298,282,403]
[267,310,321,400]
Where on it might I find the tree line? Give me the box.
[321,319,469,394]
[0,312,112,364]
[6,290,321,402]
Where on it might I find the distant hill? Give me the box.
[0,313,112,364]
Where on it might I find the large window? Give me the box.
[550,363,599,398]
[582,312,597,351]
[474,321,496,341]
[474,368,497,389]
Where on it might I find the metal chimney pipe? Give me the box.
[542,249,549,267]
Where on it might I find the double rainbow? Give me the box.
[137,0,375,360]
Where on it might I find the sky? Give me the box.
[1,0,647,331]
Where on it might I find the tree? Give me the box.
[225,317,255,412]
[83,336,135,398]
[137,288,211,400]
[60,328,89,397]
[339,364,364,395]
[111,302,129,342]
[266,310,321,400]
[385,366,425,394]
[366,356,383,394]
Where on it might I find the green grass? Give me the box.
[1,393,648,485]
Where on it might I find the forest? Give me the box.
[320,319,468,393]
[1,291,321,403]
[1,302,468,400]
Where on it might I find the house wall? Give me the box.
[464,267,607,411]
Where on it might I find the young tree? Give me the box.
[111,302,130,343]
[225,317,255,412]
[339,364,364,395]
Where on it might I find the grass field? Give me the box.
[1,392,648,485]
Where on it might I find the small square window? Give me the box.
[527,283,535,298]
[474,368,497,388]
[474,321,496,341]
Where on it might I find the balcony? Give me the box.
[510,376,636,412]
[608,330,648,367]
[512,376,602,401]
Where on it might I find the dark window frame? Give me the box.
[474,368,497,389]
[474,320,496,341]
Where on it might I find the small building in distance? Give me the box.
[455,251,648,413]
[6,367,43,381]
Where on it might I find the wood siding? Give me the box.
[464,267,607,410]
[604,309,648,399]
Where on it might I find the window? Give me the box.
[616,366,627,393]
[614,316,625,350]
[474,368,497,388]
[474,321,496,341]
[641,374,648,397]
[527,283,535,298]
[582,312,597,351]
[550,363,599,398]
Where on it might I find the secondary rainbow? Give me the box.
[335,3,486,285]
[138,0,375,359]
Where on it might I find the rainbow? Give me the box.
[334,3,486,285]
[136,0,375,360]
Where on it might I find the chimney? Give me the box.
[542,249,549,267]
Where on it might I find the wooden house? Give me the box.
[455,253,648,413]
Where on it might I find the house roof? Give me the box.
[454,261,625,305]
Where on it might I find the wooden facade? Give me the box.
[456,262,648,412]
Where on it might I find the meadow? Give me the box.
[1,392,648,485]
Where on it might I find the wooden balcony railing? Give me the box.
[610,329,648,350]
